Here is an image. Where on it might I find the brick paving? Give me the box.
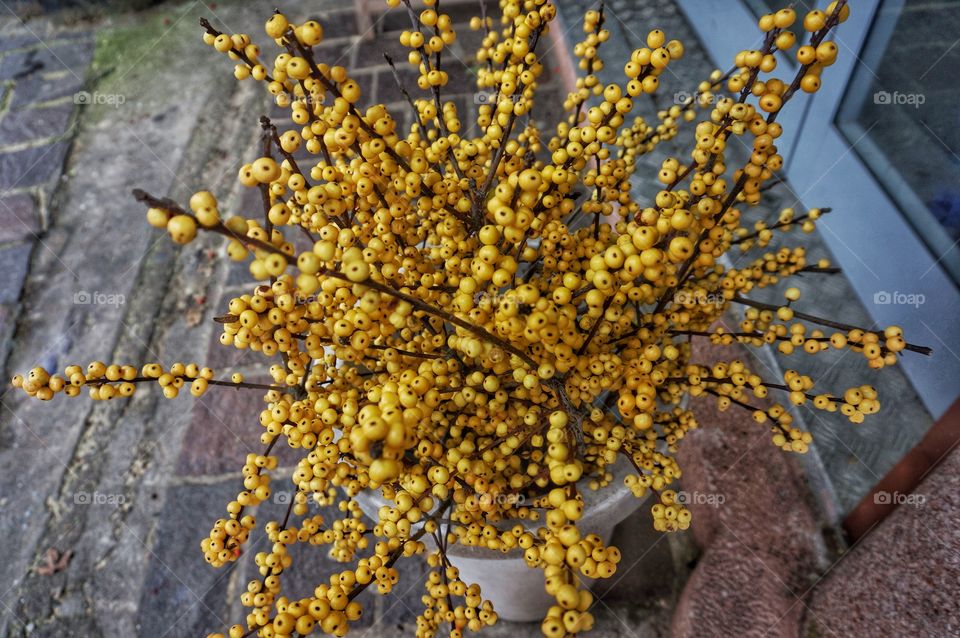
[0,25,92,387]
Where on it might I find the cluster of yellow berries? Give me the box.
[203,514,257,568]
[9,361,259,401]
[234,585,362,638]
[397,8,458,91]
[416,556,498,637]
[13,1,931,636]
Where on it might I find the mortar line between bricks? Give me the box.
[28,94,78,108]
[0,80,12,116]
[165,464,298,487]
[39,68,75,81]
[0,185,37,197]
[329,7,397,71]
[0,128,75,154]
[35,184,50,231]
[0,394,130,620]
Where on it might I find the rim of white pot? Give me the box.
[355,453,644,560]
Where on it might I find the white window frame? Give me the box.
[676,0,960,419]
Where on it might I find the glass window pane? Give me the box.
[836,1,960,285]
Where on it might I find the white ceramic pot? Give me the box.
[355,454,642,622]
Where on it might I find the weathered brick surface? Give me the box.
[136,480,240,637]
[224,258,253,288]
[597,505,689,604]
[0,102,74,145]
[375,66,420,106]
[0,34,36,53]
[0,141,70,189]
[353,70,376,105]
[0,39,93,81]
[176,376,272,476]
[0,192,40,242]
[0,242,33,303]
[9,71,85,107]
[376,554,431,626]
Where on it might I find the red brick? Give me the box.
[176,376,272,476]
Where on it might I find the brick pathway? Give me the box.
[0,25,93,378]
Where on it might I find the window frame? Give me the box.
[675,0,960,419]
